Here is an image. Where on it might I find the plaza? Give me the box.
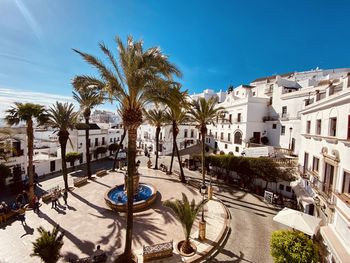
[0,155,280,262]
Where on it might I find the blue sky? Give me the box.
[0,0,349,114]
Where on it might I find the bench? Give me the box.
[143,241,173,262]
[4,207,26,221]
[96,169,107,177]
[42,186,61,203]
[73,177,88,187]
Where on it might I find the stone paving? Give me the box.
[0,157,228,263]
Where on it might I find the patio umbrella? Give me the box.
[273,207,322,236]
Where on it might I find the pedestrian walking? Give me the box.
[33,195,40,214]
[18,210,26,225]
[51,190,59,209]
[63,190,68,206]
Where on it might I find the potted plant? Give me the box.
[31,225,64,263]
[163,193,207,256]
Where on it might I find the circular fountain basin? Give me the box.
[105,183,157,212]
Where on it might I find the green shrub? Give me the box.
[270,230,319,263]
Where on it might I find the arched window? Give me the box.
[234,131,242,145]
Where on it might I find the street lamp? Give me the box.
[199,184,207,240]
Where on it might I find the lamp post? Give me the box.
[208,163,213,199]
[289,127,293,152]
[199,184,207,240]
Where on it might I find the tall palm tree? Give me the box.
[72,88,104,179]
[73,36,181,262]
[163,193,207,254]
[143,108,166,169]
[5,103,48,199]
[187,97,225,187]
[31,225,64,263]
[47,102,77,191]
[163,88,189,182]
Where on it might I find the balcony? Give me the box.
[264,86,273,94]
[311,178,335,207]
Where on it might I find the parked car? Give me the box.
[109,151,127,160]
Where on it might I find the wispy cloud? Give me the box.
[14,0,44,43]
[0,87,76,115]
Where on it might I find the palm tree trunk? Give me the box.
[112,128,126,171]
[59,132,69,191]
[201,131,206,186]
[175,140,185,183]
[155,126,160,169]
[169,122,177,174]
[85,118,92,179]
[124,128,136,262]
[26,118,35,201]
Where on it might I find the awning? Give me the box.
[291,180,314,207]
[273,207,322,236]
[321,226,350,263]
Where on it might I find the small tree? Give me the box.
[0,163,11,187]
[65,152,82,168]
[95,146,107,159]
[270,230,319,263]
[31,225,64,263]
[163,193,207,254]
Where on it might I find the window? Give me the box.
[215,132,217,139]
[253,91,256,96]
[272,124,277,129]
[281,126,286,135]
[237,113,241,122]
[282,106,287,117]
[279,184,284,191]
[225,144,228,149]
[343,171,350,194]
[235,146,239,152]
[312,157,319,172]
[306,121,311,134]
[190,130,194,137]
[110,138,112,143]
[329,117,337,136]
[95,138,98,146]
[234,131,242,145]
[102,137,105,145]
[286,186,292,192]
[220,132,224,140]
[228,133,231,141]
[236,91,239,95]
[316,119,321,135]
[229,114,232,123]
[184,129,188,138]
[88,139,91,147]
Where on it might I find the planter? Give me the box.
[176,240,197,257]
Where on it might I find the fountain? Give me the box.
[104,173,157,212]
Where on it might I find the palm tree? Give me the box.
[163,88,189,182]
[31,225,64,263]
[163,193,207,254]
[5,103,48,199]
[143,108,166,169]
[72,88,104,179]
[47,102,77,191]
[73,36,181,262]
[187,97,225,187]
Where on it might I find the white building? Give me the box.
[296,75,350,262]
[0,127,27,184]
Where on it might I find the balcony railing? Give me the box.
[311,177,335,206]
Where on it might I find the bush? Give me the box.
[261,136,269,145]
[228,151,233,155]
[108,143,119,152]
[95,146,107,155]
[0,163,11,186]
[270,230,319,263]
[65,152,82,166]
[219,150,225,155]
